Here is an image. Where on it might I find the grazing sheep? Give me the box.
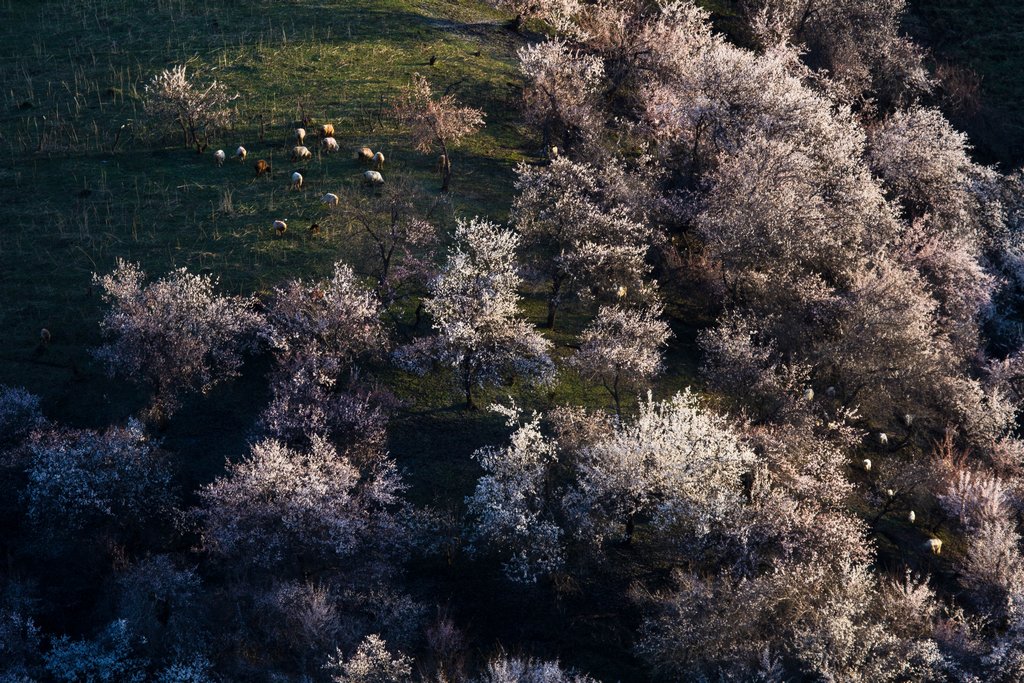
[295,127,306,145]
[373,151,385,169]
[549,145,559,159]
[322,137,340,153]
[878,432,889,446]
[356,146,374,163]
[320,123,335,138]
[803,388,814,401]
[321,192,340,207]
[862,458,872,472]
[292,145,312,162]
[925,538,942,555]
[363,170,384,185]
[886,488,895,497]
[908,510,916,524]
[309,222,321,235]
[254,159,271,178]
[234,146,247,162]
[273,219,287,236]
[214,149,226,167]
[291,171,303,190]
[40,328,51,346]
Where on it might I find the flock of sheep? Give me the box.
[209,123,385,236]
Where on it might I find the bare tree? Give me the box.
[392,74,484,192]
[338,177,439,308]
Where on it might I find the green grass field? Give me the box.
[0,0,518,379]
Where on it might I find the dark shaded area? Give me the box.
[906,0,1024,168]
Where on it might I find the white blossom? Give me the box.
[93,260,263,421]
[569,304,672,415]
[398,218,554,409]
[144,64,236,152]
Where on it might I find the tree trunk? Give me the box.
[546,299,558,330]
[441,163,452,193]
[462,356,475,410]
[545,277,563,330]
[177,116,190,148]
[439,140,452,192]
[413,300,425,331]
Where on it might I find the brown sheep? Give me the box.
[320,123,335,138]
[254,159,271,177]
[356,146,374,163]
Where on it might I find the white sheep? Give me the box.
[356,146,374,163]
[862,458,872,472]
[234,146,247,162]
[273,219,287,236]
[549,145,559,159]
[296,127,306,145]
[878,432,889,446]
[803,388,814,401]
[321,192,340,207]
[925,538,942,555]
[291,172,303,190]
[886,488,895,497]
[322,136,340,153]
[908,510,916,524]
[364,170,384,185]
[292,146,312,162]
[214,149,226,167]
[373,151,385,169]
